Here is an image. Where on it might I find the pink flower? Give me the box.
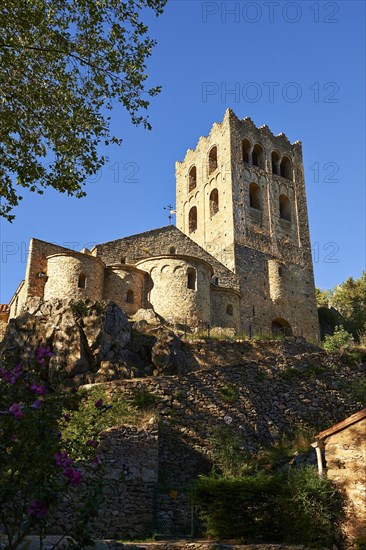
[91,456,102,469]
[63,413,71,422]
[63,467,82,485]
[0,365,22,384]
[95,399,103,409]
[9,403,23,419]
[54,451,73,468]
[30,383,47,395]
[27,499,48,518]
[31,400,43,410]
[13,364,22,379]
[35,346,55,365]
[4,371,15,384]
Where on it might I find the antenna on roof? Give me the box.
[164,204,176,225]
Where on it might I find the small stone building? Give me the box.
[314,409,366,543]
[5,110,319,340]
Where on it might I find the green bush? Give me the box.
[348,378,366,406]
[281,467,343,545]
[208,426,252,477]
[324,325,354,351]
[194,467,343,546]
[194,473,283,541]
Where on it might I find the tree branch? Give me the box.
[0,43,121,82]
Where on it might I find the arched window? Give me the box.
[188,206,197,233]
[271,151,280,175]
[78,273,87,289]
[249,183,261,210]
[280,155,292,180]
[126,289,134,304]
[279,194,291,222]
[226,304,233,316]
[187,268,196,290]
[252,144,264,169]
[208,146,218,174]
[120,257,126,264]
[169,247,176,255]
[188,166,197,192]
[209,188,219,217]
[242,138,251,163]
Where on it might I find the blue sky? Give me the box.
[0,0,365,302]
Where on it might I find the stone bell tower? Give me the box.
[175,109,319,341]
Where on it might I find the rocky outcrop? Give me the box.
[151,330,187,375]
[0,298,131,384]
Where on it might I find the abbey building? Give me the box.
[4,109,320,341]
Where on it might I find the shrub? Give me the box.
[0,347,115,548]
[194,467,343,546]
[281,466,344,545]
[208,426,252,477]
[194,473,283,541]
[324,325,354,351]
[347,378,366,406]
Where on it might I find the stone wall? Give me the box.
[24,239,71,299]
[44,252,105,302]
[136,255,213,327]
[94,226,240,293]
[210,286,240,330]
[94,423,159,539]
[234,245,319,340]
[103,265,147,316]
[0,311,8,340]
[104,349,364,456]
[9,280,27,319]
[52,423,159,540]
[324,420,366,542]
[94,343,364,539]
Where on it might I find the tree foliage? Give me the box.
[0,0,166,221]
[315,287,332,307]
[317,272,366,341]
[331,273,366,337]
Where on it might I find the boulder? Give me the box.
[131,308,163,328]
[151,330,186,375]
[0,298,131,385]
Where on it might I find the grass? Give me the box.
[130,388,159,410]
[341,347,366,366]
[219,384,239,404]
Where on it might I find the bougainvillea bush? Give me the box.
[0,346,109,549]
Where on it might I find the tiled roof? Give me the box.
[315,408,366,441]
